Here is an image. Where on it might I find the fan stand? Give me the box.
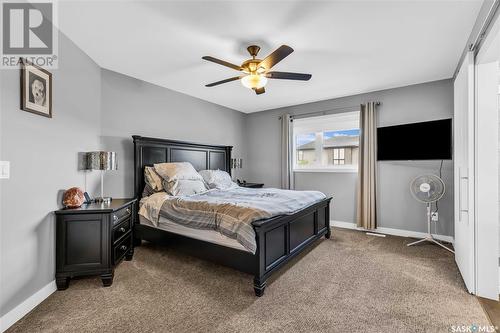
[407,203,454,253]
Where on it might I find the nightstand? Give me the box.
[54,198,137,290]
[238,182,264,188]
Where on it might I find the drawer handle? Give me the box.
[120,245,127,251]
[126,208,131,214]
[119,227,126,233]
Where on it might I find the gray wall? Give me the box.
[245,79,454,236]
[100,69,248,199]
[0,33,102,317]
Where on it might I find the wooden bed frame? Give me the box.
[132,135,332,296]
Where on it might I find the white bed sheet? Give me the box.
[138,215,250,252]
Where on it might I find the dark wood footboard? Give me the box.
[252,197,331,296]
[134,197,331,297]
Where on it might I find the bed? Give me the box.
[132,135,332,296]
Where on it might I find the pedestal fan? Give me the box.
[407,174,454,253]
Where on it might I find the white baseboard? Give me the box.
[0,280,56,332]
[330,220,454,244]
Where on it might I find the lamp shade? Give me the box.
[86,151,117,171]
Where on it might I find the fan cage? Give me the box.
[410,174,445,203]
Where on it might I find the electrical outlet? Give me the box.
[0,161,10,179]
[431,212,439,222]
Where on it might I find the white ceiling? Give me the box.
[58,0,482,113]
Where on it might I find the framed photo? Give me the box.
[20,58,52,118]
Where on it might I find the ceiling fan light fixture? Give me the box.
[203,44,310,94]
[241,74,267,89]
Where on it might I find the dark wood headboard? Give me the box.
[132,135,232,200]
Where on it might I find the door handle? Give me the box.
[458,168,469,222]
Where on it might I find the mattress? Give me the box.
[139,215,250,252]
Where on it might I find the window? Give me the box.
[293,111,360,172]
[333,148,345,165]
[298,150,304,161]
[295,133,315,166]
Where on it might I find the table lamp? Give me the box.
[86,151,117,204]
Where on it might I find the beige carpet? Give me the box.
[8,228,489,333]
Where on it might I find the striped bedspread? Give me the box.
[158,187,326,253]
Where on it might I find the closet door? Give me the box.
[475,60,499,300]
[453,51,475,294]
[474,12,500,300]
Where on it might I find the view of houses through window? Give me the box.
[293,111,360,171]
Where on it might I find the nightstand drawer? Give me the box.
[112,204,132,225]
[113,234,132,264]
[113,217,131,244]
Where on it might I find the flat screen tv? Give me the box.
[377,119,452,160]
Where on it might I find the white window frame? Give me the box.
[292,111,360,173]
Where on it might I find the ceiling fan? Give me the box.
[202,45,311,95]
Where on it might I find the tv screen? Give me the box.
[377,119,452,160]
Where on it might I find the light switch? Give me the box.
[0,161,10,179]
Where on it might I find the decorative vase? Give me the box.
[63,187,85,208]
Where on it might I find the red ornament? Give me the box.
[63,187,85,208]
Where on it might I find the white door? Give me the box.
[474,12,500,300]
[453,51,476,294]
[475,60,499,300]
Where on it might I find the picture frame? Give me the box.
[20,58,52,118]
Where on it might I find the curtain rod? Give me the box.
[282,102,381,120]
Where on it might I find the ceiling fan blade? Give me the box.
[266,71,312,81]
[254,87,265,95]
[205,76,241,87]
[202,56,242,71]
[258,45,294,70]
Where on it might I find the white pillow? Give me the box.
[164,179,208,196]
[199,169,237,190]
[154,162,203,182]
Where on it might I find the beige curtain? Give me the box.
[281,114,294,189]
[356,102,378,229]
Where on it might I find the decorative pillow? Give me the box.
[163,179,208,196]
[154,162,204,182]
[144,166,164,192]
[199,169,237,190]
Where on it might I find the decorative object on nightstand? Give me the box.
[230,158,242,181]
[54,198,137,290]
[237,180,264,188]
[86,151,117,204]
[230,158,242,169]
[62,187,85,208]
